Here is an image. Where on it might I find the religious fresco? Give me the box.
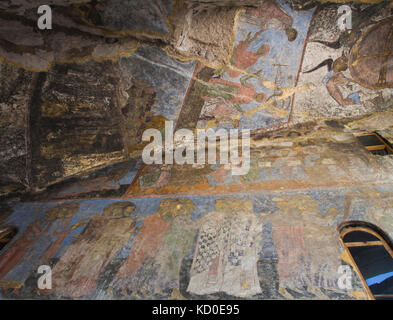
[1,0,393,197]
[119,45,196,154]
[0,0,393,302]
[26,159,143,201]
[125,131,393,198]
[0,203,84,286]
[110,198,197,297]
[2,186,393,299]
[120,0,393,202]
[175,0,393,134]
[28,60,128,189]
[0,44,196,195]
[120,45,196,122]
[177,0,315,132]
[186,199,262,297]
[293,3,393,120]
[51,201,137,298]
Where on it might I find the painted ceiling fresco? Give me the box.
[1,0,393,300]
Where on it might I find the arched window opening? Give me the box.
[0,225,18,251]
[355,132,393,156]
[339,222,393,300]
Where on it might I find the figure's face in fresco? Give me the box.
[332,56,349,73]
[285,27,298,42]
[45,203,79,221]
[157,199,194,222]
[255,93,266,103]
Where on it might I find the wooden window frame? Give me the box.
[355,132,393,155]
[339,225,393,300]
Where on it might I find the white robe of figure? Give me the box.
[187,211,262,297]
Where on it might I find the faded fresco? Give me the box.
[119,45,196,146]
[193,0,313,131]
[293,4,393,121]
[1,0,393,196]
[1,0,393,301]
[1,184,393,299]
